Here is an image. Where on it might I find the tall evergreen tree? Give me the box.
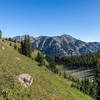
[21,35,32,57]
[47,60,58,73]
[90,81,97,99]
[14,44,17,50]
[35,52,45,66]
[64,71,67,78]
[0,30,2,38]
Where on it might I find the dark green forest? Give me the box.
[55,52,100,69]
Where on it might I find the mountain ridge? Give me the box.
[12,34,100,56]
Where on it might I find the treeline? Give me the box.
[64,72,96,98]
[95,60,100,100]
[71,78,97,99]
[55,52,100,69]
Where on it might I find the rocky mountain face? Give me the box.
[12,34,100,56]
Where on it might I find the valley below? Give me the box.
[62,65,95,80]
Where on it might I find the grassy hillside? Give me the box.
[0,39,94,100]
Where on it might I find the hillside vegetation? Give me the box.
[0,39,94,100]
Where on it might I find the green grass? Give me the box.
[0,39,94,100]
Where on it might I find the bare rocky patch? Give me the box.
[17,74,33,88]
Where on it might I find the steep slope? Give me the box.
[0,39,93,100]
[13,34,100,56]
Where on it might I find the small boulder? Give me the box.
[17,74,33,88]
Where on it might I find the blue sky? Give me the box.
[0,0,100,42]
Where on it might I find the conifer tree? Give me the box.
[14,44,17,49]
[90,81,97,99]
[35,52,45,66]
[0,30,2,38]
[21,35,32,57]
[64,71,67,78]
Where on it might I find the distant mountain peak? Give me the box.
[61,34,71,37]
[12,34,100,56]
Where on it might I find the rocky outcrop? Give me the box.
[17,74,33,88]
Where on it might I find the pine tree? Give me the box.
[47,60,58,73]
[90,81,97,99]
[35,52,45,66]
[21,41,24,54]
[14,44,17,49]
[20,35,32,57]
[9,43,12,46]
[84,78,90,95]
[0,30,2,38]
[64,71,67,78]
